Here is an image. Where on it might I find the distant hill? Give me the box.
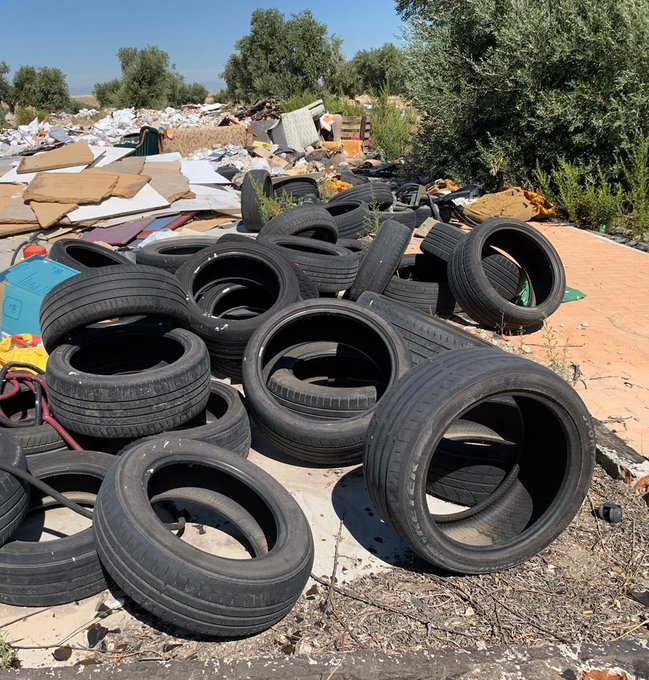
[72,94,99,108]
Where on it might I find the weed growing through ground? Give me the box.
[541,320,571,381]
[363,205,382,236]
[0,635,13,670]
[250,176,297,222]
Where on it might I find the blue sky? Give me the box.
[1,0,404,95]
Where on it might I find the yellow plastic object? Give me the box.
[427,179,461,194]
[321,140,364,157]
[323,178,353,195]
[0,336,48,372]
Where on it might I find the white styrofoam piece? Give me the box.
[90,146,134,167]
[66,184,170,223]
[143,152,182,164]
[180,160,229,185]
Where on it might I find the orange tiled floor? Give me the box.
[454,223,649,457]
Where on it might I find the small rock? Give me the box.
[294,640,313,655]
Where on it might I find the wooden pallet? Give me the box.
[340,115,372,143]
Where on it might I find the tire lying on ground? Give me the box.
[93,436,314,637]
[426,419,520,507]
[48,239,134,270]
[337,238,370,260]
[344,219,412,301]
[175,242,301,383]
[0,432,29,547]
[447,219,565,331]
[383,253,456,315]
[329,182,394,211]
[46,322,210,439]
[242,299,411,465]
[257,205,338,243]
[357,291,491,364]
[39,265,191,353]
[378,207,417,230]
[135,237,219,272]
[169,381,251,457]
[364,347,596,574]
[265,235,359,293]
[0,449,114,606]
[323,200,370,239]
[265,341,381,420]
[241,169,272,232]
[273,177,319,202]
[421,222,525,301]
[0,384,66,455]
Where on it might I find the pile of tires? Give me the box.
[0,183,588,640]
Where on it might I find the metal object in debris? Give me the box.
[594,502,624,524]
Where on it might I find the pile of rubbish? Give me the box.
[0,171,596,640]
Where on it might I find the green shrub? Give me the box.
[15,105,49,125]
[12,65,71,112]
[401,0,649,185]
[369,89,417,161]
[621,134,649,238]
[93,78,121,108]
[552,158,586,223]
[582,169,624,232]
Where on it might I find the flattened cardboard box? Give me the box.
[0,256,79,335]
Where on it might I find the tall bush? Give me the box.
[401,0,649,183]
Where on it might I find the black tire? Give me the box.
[344,219,412,301]
[273,178,319,202]
[415,204,432,227]
[0,432,29,547]
[364,347,596,574]
[422,222,525,301]
[383,253,456,315]
[241,169,272,232]
[257,205,338,243]
[378,208,416,230]
[47,323,210,439]
[216,233,257,244]
[337,238,370,260]
[0,384,66,455]
[323,200,370,239]
[170,382,251,457]
[40,265,191,353]
[329,182,394,210]
[175,242,301,383]
[357,292,492,364]
[0,449,114,606]
[264,236,359,293]
[149,486,268,556]
[266,343,380,420]
[135,237,219,273]
[426,420,520,507]
[93,437,314,637]
[448,219,566,331]
[242,299,411,465]
[48,239,134,270]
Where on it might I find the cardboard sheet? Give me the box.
[31,202,78,228]
[100,157,146,175]
[0,196,37,224]
[85,168,150,199]
[17,141,95,174]
[0,223,39,237]
[66,184,170,223]
[0,185,23,212]
[183,217,236,232]
[23,172,119,204]
[0,146,105,184]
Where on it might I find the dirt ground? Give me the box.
[1,465,647,668]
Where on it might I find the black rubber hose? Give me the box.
[0,462,186,534]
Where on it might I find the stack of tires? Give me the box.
[0,174,592,640]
